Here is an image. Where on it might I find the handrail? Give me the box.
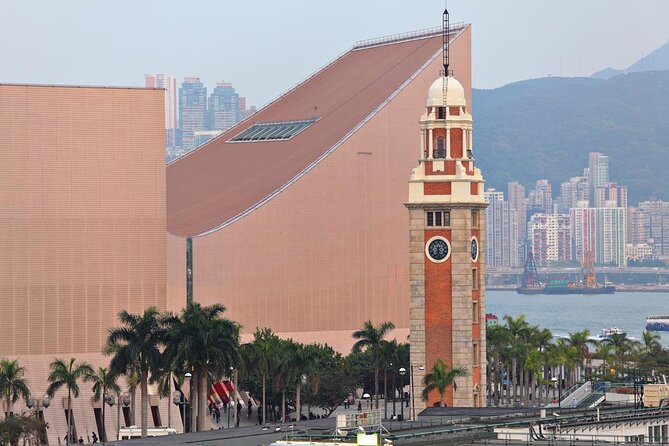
[354,23,467,49]
[560,382,585,401]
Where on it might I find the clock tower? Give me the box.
[406,10,487,410]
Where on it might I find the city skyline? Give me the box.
[2,0,669,106]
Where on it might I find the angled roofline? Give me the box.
[167,24,467,167]
[178,24,470,237]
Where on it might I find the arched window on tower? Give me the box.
[435,137,445,159]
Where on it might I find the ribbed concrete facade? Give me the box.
[0,84,177,443]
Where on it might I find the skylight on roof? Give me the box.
[229,119,316,142]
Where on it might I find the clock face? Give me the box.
[471,237,479,262]
[426,237,450,263]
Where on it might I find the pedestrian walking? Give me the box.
[236,400,242,427]
[357,401,362,411]
[91,431,98,443]
[248,400,253,420]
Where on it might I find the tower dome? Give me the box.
[426,75,466,107]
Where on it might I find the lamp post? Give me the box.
[398,368,406,421]
[551,377,561,408]
[298,374,307,422]
[111,392,130,441]
[185,372,193,432]
[410,365,424,421]
[26,394,50,444]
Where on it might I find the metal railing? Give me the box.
[354,23,467,49]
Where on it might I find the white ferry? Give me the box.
[599,327,624,338]
[646,315,669,332]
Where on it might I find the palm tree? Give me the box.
[602,332,640,377]
[105,307,169,438]
[0,359,31,419]
[164,303,240,432]
[486,324,511,406]
[641,331,662,356]
[503,315,530,405]
[87,367,121,442]
[567,329,594,383]
[46,358,94,445]
[241,328,279,425]
[351,320,395,409]
[421,359,467,407]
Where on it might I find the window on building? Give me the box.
[473,343,479,365]
[435,137,445,158]
[151,406,162,428]
[229,118,316,142]
[437,107,445,119]
[472,210,479,228]
[472,268,479,290]
[472,301,479,323]
[426,211,450,227]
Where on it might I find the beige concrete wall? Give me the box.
[0,84,167,443]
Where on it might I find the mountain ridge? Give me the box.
[473,69,669,205]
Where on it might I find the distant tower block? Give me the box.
[406,9,487,411]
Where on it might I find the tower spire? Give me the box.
[442,8,450,75]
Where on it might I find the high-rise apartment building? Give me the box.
[596,207,627,266]
[208,82,240,132]
[528,179,553,214]
[558,176,589,211]
[508,181,527,262]
[638,200,669,257]
[570,205,626,266]
[145,74,178,150]
[178,77,207,151]
[485,189,519,267]
[570,206,597,264]
[528,213,571,266]
[596,182,627,208]
[627,207,647,245]
[588,152,609,203]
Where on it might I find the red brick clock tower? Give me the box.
[406,12,487,410]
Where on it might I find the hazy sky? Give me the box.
[2,0,668,106]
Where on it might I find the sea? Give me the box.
[487,291,669,347]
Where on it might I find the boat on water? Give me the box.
[516,251,616,295]
[646,315,669,331]
[599,327,624,338]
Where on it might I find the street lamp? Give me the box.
[298,374,307,422]
[110,393,130,441]
[551,377,561,408]
[173,391,187,433]
[185,372,193,432]
[398,368,406,421]
[363,393,371,410]
[26,394,50,443]
[26,394,50,419]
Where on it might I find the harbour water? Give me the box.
[487,291,669,347]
